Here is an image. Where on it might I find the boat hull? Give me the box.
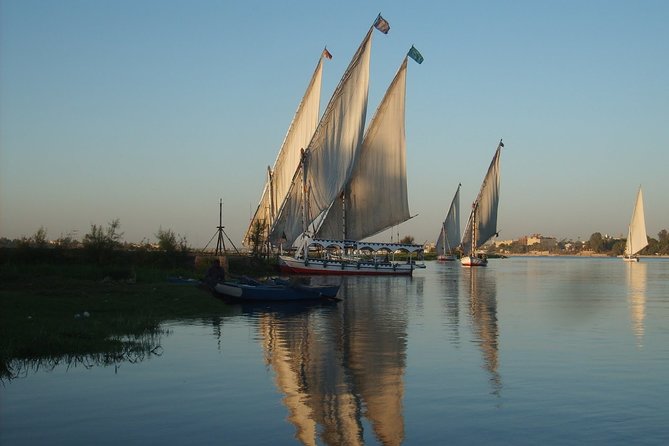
[460,255,488,267]
[278,255,416,276]
[213,280,340,302]
[623,255,640,262]
[437,255,457,262]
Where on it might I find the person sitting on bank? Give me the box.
[204,259,226,289]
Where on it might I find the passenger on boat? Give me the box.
[204,259,226,289]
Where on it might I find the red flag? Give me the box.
[374,14,390,34]
[322,47,332,60]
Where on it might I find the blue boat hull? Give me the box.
[213,280,340,302]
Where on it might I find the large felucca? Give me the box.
[623,186,648,262]
[460,140,503,267]
[269,17,425,275]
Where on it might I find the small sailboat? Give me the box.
[436,184,461,261]
[623,186,648,262]
[460,140,503,267]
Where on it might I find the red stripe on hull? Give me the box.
[279,264,413,276]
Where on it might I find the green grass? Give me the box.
[0,262,234,381]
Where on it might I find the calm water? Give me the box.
[2,257,669,445]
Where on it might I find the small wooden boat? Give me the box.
[212,277,341,303]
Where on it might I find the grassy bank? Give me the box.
[0,253,277,381]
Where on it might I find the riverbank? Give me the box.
[0,260,251,381]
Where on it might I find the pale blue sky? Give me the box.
[1,0,668,248]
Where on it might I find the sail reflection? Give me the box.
[626,262,647,347]
[439,266,462,345]
[247,276,410,446]
[465,268,501,395]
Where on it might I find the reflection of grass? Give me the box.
[0,265,231,380]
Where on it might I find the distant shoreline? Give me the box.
[503,253,669,258]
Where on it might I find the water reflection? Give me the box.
[438,264,462,345]
[2,331,166,382]
[239,276,413,446]
[464,268,501,395]
[626,262,647,347]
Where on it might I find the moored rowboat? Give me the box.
[213,278,341,302]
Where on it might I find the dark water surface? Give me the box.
[2,257,669,445]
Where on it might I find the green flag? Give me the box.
[408,45,423,64]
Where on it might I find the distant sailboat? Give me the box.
[623,186,648,262]
[460,140,503,267]
[436,184,461,261]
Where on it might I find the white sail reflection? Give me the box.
[465,268,501,395]
[250,277,408,446]
[438,271,462,346]
[626,262,647,347]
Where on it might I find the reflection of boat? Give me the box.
[460,140,503,267]
[268,16,425,275]
[436,184,461,261]
[254,274,409,445]
[626,262,647,347]
[466,268,501,395]
[213,278,340,302]
[623,186,648,262]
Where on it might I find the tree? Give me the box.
[32,226,48,248]
[249,220,266,258]
[400,235,415,244]
[55,230,78,249]
[588,232,604,253]
[156,227,178,252]
[657,229,669,255]
[611,239,626,256]
[83,219,123,262]
[659,229,668,243]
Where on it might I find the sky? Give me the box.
[1,0,668,249]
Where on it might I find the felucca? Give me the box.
[460,140,503,267]
[623,186,648,262]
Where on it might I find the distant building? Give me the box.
[493,240,514,248]
[526,234,557,251]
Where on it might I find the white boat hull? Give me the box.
[279,255,418,275]
[623,255,640,262]
[460,255,488,267]
[437,255,457,262]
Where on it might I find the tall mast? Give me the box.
[300,148,309,260]
[471,201,478,256]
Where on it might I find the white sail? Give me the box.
[461,141,502,255]
[625,186,648,257]
[243,56,324,245]
[436,183,461,256]
[269,28,373,246]
[316,57,411,241]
